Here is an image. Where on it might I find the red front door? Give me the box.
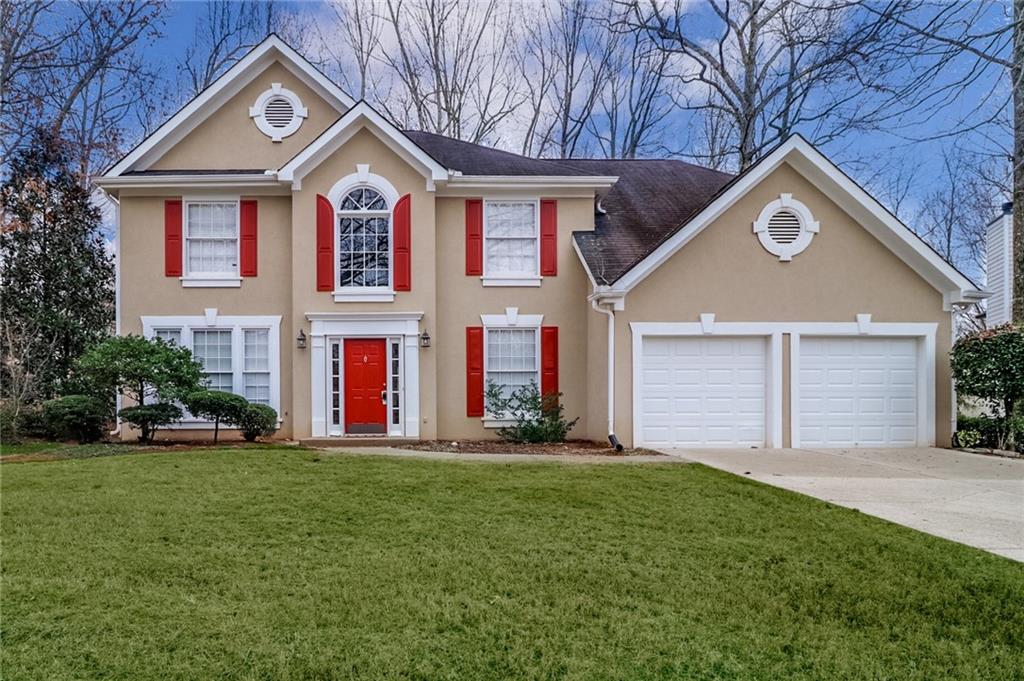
[344,339,388,434]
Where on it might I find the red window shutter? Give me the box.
[393,194,411,291]
[541,326,559,398]
[465,198,483,276]
[540,199,557,276]
[164,199,182,277]
[240,199,258,277]
[466,326,485,417]
[316,194,334,291]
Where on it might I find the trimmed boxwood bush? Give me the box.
[42,395,109,443]
[118,403,182,443]
[236,403,278,442]
[184,390,249,443]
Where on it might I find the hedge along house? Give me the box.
[94,35,986,448]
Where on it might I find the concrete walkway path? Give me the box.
[316,446,680,465]
[663,447,1024,561]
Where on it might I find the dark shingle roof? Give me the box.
[403,131,593,176]
[564,159,734,284]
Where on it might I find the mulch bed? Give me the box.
[397,439,663,457]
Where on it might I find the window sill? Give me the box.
[482,417,516,429]
[481,276,542,287]
[181,277,241,288]
[333,289,396,303]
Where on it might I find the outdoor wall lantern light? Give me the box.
[420,330,431,348]
[296,329,307,349]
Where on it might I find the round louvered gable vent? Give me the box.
[250,84,308,141]
[753,194,819,261]
[263,97,295,128]
[767,210,802,244]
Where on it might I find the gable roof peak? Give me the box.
[101,33,354,178]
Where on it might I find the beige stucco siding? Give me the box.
[288,128,439,438]
[434,196,594,440]
[591,161,953,447]
[150,61,341,171]
[118,195,293,439]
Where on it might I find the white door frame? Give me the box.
[307,312,423,437]
[630,316,937,449]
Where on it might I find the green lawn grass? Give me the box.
[2,449,1022,680]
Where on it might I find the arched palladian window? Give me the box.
[337,187,390,288]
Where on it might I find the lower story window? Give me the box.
[486,327,539,399]
[193,329,233,392]
[141,314,281,423]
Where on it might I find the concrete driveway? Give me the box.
[662,447,1024,561]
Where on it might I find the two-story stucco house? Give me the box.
[95,36,986,449]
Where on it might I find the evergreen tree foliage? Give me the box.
[1,126,114,400]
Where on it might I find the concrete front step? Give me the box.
[300,437,419,448]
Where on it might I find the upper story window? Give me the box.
[250,83,308,142]
[484,200,538,280]
[185,201,238,278]
[338,187,390,289]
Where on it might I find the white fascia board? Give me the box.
[613,135,984,304]
[277,103,449,186]
[104,35,352,177]
[93,174,282,190]
[442,176,619,192]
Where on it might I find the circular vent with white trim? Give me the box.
[250,83,308,141]
[753,194,819,261]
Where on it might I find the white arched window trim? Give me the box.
[328,166,399,302]
[250,83,308,142]
[752,193,820,261]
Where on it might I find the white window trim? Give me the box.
[482,197,542,287]
[628,315,937,449]
[181,196,241,287]
[141,312,282,429]
[328,168,399,302]
[480,307,543,427]
[250,83,308,142]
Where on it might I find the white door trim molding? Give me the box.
[629,317,937,449]
[306,311,424,437]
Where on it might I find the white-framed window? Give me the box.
[753,193,820,261]
[337,186,391,290]
[485,327,540,400]
[192,329,233,392]
[483,199,540,284]
[250,83,308,141]
[140,313,282,427]
[184,200,239,279]
[243,328,271,405]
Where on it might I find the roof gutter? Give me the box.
[93,174,282,190]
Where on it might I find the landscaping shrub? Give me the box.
[236,403,279,442]
[951,324,1024,451]
[42,395,109,443]
[485,381,578,443]
[0,401,19,443]
[118,403,182,443]
[184,390,249,443]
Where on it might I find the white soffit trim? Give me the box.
[103,35,354,177]
[277,102,449,187]
[611,135,983,305]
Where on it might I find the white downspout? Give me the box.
[591,298,623,451]
[106,190,122,437]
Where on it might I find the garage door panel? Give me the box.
[798,337,918,448]
[640,336,767,448]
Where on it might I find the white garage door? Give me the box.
[640,336,767,448]
[798,337,918,447]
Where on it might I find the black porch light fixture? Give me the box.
[296,329,307,349]
[420,330,431,348]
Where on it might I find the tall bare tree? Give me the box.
[315,0,384,101]
[618,0,911,169]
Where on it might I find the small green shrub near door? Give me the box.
[485,381,578,443]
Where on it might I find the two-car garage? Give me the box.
[634,321,934,449]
